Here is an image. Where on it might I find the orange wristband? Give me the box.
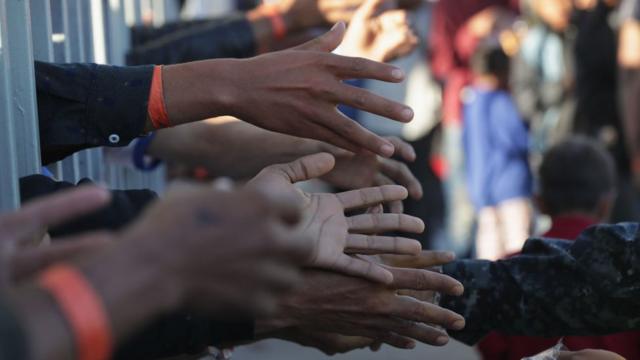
[39,264,113,360]
[148,65,170,129]
[262,4,287,40]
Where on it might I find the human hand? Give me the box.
[321,136,422,213]
[0,186,110,286]
[194,23,413,158]
[259,264,464,349]
[0,186,110,250]
[558,349,626,360]
[273,0,363,30]
[248,153,424,284]
[338,0,418,62]
[111,185,313,317]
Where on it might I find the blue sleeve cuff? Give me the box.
[132,133,162,171]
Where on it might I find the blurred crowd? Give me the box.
[3,0,640,359]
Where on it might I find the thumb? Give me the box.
[274,153,336,183]
[293,22,347,52]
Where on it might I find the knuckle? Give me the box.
[351,57,367,73]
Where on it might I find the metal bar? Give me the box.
[0,0,20,210]
[5,0,41,177]
[30,0,55,61]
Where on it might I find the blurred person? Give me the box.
[572,0,635,223]
[429,0,520,256]
[478,137,640,360]
[618,0,640,216]
[511,0,575,157]
[463,41,533,260]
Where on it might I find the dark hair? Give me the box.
[470,42,510,79]
[539,136,616,216]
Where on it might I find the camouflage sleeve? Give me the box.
[441,223,640,345]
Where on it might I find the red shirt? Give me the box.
[478,215,640,360]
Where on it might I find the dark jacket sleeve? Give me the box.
[36,61,154,164]
[126,13,256,66]
[441,223,640,345]
[19,175,157,237]
[0,295,29,360]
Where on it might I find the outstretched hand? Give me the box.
[338,0,418,62]
[321,136,423,213]
[248,153,424,284]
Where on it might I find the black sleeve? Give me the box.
[19,175,157,237]
[0,295,29,360]
[442,223,640,345]
[115,314,255,360]
[35,61,154,164]
[126,13,256,66]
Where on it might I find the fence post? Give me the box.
[4,0,41,178]
[0,0,20,210]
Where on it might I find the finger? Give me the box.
[380,250,457,268]
[373,174,403,213]
[380,159,423,199]
[319,111,395,157]
[347,213,424,234]
[10,232,112,282]
[356,0,388,19]
[384,136,416,161]
[333,84,414,123]
[301,121,368,155]
[2,186,111,234]
[345,234,421,255]
[266,153,336,183]
[381,318,450,347]
[293,22,346,52]
[388,266,464,296]
[366,204,384,214]
[387,295,465,330]
[326,54,406,82]
[336,185,408,210]
[373,332,416,349]
[332,254,394,284]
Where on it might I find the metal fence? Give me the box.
[0,0,176,211]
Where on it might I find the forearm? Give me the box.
[442,224,640,345]
[148,118,329,179]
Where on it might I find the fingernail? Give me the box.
[436,336,449,346]
[406,341,416,349]
[391,68,404,80]
[452,283,464,295]
[443,251,456,261]
[452,319,466,330]
[401,107,414,121]
[380,143,395,157]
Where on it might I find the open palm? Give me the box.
[248,153,424,284]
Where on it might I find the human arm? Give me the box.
[441,223,640,345]
[19,175,157,237]
[149,118,422,206]
[8,184,312,360]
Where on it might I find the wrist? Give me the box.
[76,239,181,343]
[162,59,242,126]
